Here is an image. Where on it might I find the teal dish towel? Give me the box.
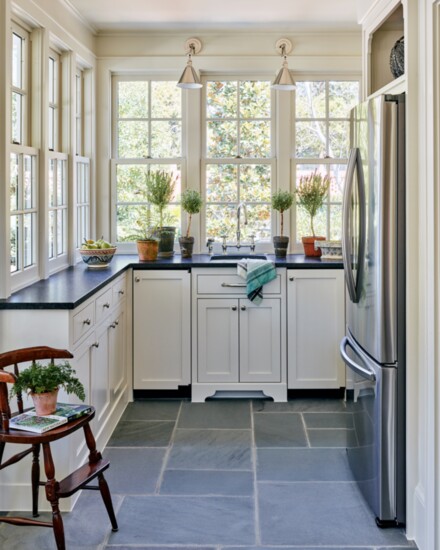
[237,259,277,305]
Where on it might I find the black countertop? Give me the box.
[0,254,343,310]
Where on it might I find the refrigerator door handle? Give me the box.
[342,148,367,304]
[340,336,376,381]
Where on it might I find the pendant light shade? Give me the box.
[177,38,203,89]
[272,39,296,91]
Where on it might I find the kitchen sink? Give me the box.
[209,254,267,262]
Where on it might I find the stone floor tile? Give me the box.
[160,469,254,495]
[253,412,308,447]
[307,428,358,447]
[120,400,181,421]
[303,411,354,428]
[107,420,175,447]
[253,398,357,413]
[178,400,251,429]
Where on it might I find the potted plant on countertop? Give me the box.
[295,169,331,257]
[146,170,178,258]
[10,361,85,416]
[271,190,294,258]
[179,189,203,258]
[129,207,160,261]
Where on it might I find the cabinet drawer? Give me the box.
[73,302,95,344]
[196,273,281,295]
[112,277,126,304]
[95,288,113,324]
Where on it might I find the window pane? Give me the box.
[296,121,327,158]
[240,120,271,158]
[57,209,66,255]
[206,164,237,202]
[10,153,19,211]
[296,204,327,240]
[118,81,149,118]
[207,121,237,157]
[23,155,34,209]
[48,210,55,258]
[329,164,347,202]
[48,159,55,206]
[117,164,149,202]
[150,120,181,158]
[151,81,181,118]
[23,212,34,268]
[329,204,343,240]
[207,81,237,119]
[10,215,19,272]
[12,33,22,88]
[205,204,237,241]
[240,204,271,241]
[12,92,22,144]
[329,81,359,118]
[48,106,55,150]
[240,164,271,203]
[295,81,326,119]
[240,81,271,118]
[57,160,66,206]
[329,121,350,158]
[116,204,158,242]
[48,57,55,103]
[118,120,149,158]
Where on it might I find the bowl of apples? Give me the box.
[79,238,117,269]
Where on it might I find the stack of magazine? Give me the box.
[9,403,92,433]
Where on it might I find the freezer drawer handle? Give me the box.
[340,337,376,381]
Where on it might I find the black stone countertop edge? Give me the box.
[0,254,343,310]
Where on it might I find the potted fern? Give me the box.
[179,189,203,258]
[295,169,331,257]
[271,190,294,257]
[129,207,159,261]
[10,361,85,416]
[146,170,177,257]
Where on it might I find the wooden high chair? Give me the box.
[0,346,118,549]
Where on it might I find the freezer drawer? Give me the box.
[340,334,397,523]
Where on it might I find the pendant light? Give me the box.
[272,38,296,91]
[177,38,203,89]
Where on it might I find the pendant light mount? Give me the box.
[272,38,296,91]
[177,38,203,89]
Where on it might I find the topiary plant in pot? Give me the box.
[179,189,203,258]
[146,170,177,258]
[295,169,331,257]
[10,361,85,415]
[271,190,294,258]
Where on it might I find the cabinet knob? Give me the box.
[109,322,116,329]
[114,320,119,326]
[118,290,125,295]
[135,277,140,283]
[83,318,91,325]
[241,305,247,311]
[289,276,295,281]
[92,342,99,348]
[103,302,110,308]
[232,306,237,311]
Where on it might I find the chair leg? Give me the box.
[31,443,41,517]
[83,423,118,531]
[42,442,65,550]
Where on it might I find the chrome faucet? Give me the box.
[236,202,248,247]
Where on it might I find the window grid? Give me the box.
[48,154,68,259]
[11,26,29,146]
[75,157,90,248]
[48,51,60,151]
[75,70,83,156]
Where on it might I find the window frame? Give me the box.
[201,74,276,253]
[48,48,61,152]
[11,22,30,147]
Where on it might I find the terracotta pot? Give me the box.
[179,236,195,258]
[31,388,58,416]
[273,236,289,258]
[137,240,158,261]
[302,236,326,257]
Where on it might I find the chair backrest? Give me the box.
[0,346,73,433]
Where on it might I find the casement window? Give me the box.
[202,78,274,247]
[112,77,182,247]
[11,25,29,146]
[293,79,360,243]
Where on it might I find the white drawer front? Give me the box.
[112,277,126,304]
[196,273,281,295]
[73,302,95,344]
[95,288,113,324]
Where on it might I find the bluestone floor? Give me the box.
[0,398,418,550]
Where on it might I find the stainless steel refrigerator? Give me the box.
[340,93,406,527]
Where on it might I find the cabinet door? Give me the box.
[133,270,191,389]
[239,298,281,382]
[91,321,110,428]
[109,303,126,403]
[287,270,345,389]
[197,298,239,383]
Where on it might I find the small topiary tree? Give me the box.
[181,189,203,238]
[271,190,295,237]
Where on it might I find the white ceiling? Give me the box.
[64,0,366,33]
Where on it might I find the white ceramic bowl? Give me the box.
[79,247,117,268]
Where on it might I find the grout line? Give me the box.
[154,401,184,494]
[250,399,261,546]
[300,413,311,448]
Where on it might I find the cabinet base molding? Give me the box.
[191,382,287,403]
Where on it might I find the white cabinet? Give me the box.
[133,270,191,390]
[192,268,286,402]
[287,269,345,389]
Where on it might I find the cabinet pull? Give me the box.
[109,322,116,329]
[114,320,119,326]
[83,318,91,325]
[92,342,99,348]
[118,290,125,295]
[241,305,247,311]
[289,276,295,281]
[103,302,110,308]
[221,282,246,288]
[231,306,237,311]
[135,276,140,283]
